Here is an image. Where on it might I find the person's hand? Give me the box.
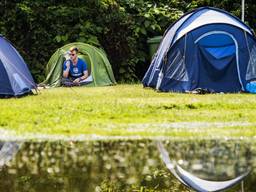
[73,78,80,83]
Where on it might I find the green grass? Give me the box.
[1,84,256,138]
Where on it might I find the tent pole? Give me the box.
[241,181,244,192]
[241,0,245,22]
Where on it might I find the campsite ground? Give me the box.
[0,84,256,139]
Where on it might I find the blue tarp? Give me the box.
[143,7,256,93]
[0,35,36,97]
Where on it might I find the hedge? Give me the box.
[0,0,255,82]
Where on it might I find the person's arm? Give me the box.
[73,70,88,83]
[63,60,70,78]
[80,70,88,80]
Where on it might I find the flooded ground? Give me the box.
[0,139,255,192]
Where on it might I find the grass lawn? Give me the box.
[1,84,256,138]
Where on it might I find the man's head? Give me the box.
[69,47,79,61]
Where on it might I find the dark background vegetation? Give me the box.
[0,0,255,83]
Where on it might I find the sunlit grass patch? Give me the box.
[0,84,256,138]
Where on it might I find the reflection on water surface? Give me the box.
[0,139,255,192]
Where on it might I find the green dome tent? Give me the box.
[42,42,116,87]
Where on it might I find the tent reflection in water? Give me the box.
[157,142,250,192]
[42,42,116,87]
[0,35,37,97]
[143,7,256,93]
[0,142,22,168]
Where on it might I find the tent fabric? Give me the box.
[42,42,116,87]
[157,141,250,192]
[176,165,250,192]
[173,8,253,43]
[0,142,22,167]
[143,7,256,93]
[0,35,36,97]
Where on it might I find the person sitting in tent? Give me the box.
[62,47,89,86]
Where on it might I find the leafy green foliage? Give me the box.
[0,0,255,82]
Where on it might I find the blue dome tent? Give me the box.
[143,7,256,93]
[0,35,36,97]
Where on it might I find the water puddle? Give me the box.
[0,139,255,191]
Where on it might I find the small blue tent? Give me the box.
[143,7,256,93]
[0,35,36,97]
